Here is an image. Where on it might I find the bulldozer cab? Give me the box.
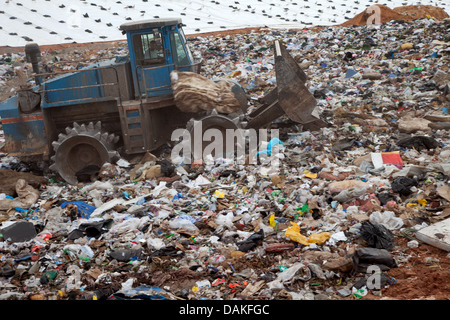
[120,18,197,99]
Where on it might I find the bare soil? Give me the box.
[340,4,449,27]
[393,5,450,21]
[380,237,450,300]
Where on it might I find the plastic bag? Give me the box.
[109,286,169,300]
[360,220,395,250]
[285,222,331,246]
[237,229,264,252]
[391,177,417,196]
[273,262,311,285]
[328,180,369,194]
[256,137,285,157]
[369,211,403,230]
[333,187,368,203]
[61,201,96,219]
[214,212,234,232]
[169,217,199,232]
[352,247,397,273]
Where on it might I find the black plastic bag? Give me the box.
[353,273,392,289]
[396,135,439,151]
[68,219,113,240]
[376,192,397,206]
[360,221,395,250]
[352,247,397,273]
[331,138,355,152]
[156,159,175,177]
[148,245,185,262]
[391,176,417,196]
[109,248,143,262]
[237,229,264,252]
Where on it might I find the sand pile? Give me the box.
[341,4,449,27]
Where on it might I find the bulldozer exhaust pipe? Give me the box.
[24,43,42,85]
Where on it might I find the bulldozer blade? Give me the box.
[245,100,285,130]
[273,40,318,124]
[301,118,329,131]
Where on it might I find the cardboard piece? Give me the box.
[371,152,403,169]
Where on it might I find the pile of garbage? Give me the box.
[0,41,128,102]
[0,15,450,301]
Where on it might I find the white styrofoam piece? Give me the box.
[416,218,450,252]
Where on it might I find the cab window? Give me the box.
[133,32,165,66]
[170,32,189,67]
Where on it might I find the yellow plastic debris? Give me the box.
[269,214,277,227]
[417,199,427,206]
[285,222,331,246]
[400,43,413,50]
[214,190,225,198]
[304,172,317,179]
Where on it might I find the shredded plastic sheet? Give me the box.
[284,222,331,246]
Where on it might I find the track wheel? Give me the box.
[49,121,119,184]
[185,109,246,160]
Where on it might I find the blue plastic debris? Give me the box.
[178,214,197,223]
[136,197,146,205]
[172,193,184,201]
[345,69,358,78]
[108,286,169,300]
[123,191,131,199]
[60,201,96,219]
[14,254,35,262]
[129,256,141,261]
[257,137,285,157]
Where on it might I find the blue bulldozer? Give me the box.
[0,18,325,184]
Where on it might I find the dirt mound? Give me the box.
[393,5,449,20]
[340,4,406,27]
[340,4,449,27]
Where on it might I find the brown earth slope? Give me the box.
[393,5,450,20]
[341,4,449,27]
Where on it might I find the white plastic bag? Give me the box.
[169,217,199,232]
[369,211,403,230]
[214,211,234,232]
